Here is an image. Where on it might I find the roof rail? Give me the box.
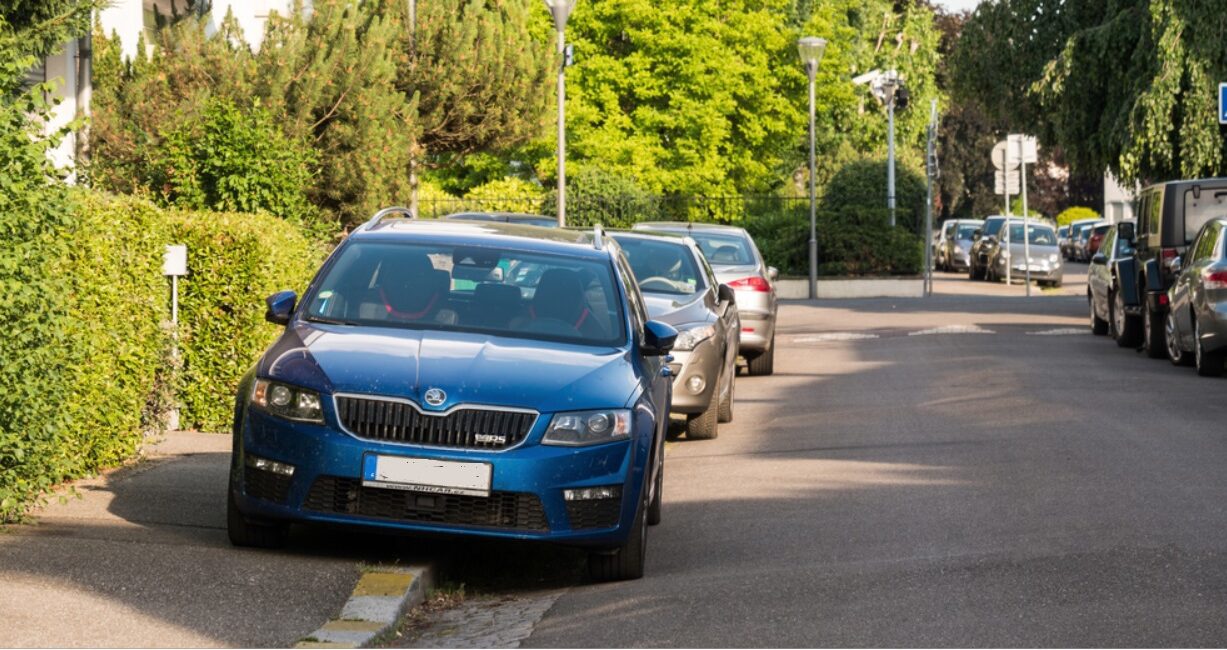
[592,223,606,251]
[360,206,415,231]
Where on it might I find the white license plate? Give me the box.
[362,455,492,497]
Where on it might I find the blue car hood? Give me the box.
[259,323,639,413]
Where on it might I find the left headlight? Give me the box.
[542,409,631,447]
[1049,253,1059,263]
[673,323,716,352]
[252,379,324,423]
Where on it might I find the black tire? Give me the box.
[746,337,775,376]
[646,456,663,526]
[1090,293,1109,335]
[1166,311,1193,366]
[717,370,733,423]
[1195,318,1225,377]
[1111,289,1143,348]
[1142,303,1167,359]
[227,488,288,548]
[588,482,648,582]
[685,398,719,440]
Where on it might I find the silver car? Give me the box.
[987,221,1064,287]
[633,222,778,375]
[611,232,740,439]
[939,219,984,272]
[1165,217,1227,376]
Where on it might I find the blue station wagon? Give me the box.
[228,209,677,581]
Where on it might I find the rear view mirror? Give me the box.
[1091,253,1107,266]
[718,284,736,304]
[265,290,297,326]
[767,266,779,281]
[1169,256,1183,274]
[642,320,678,356]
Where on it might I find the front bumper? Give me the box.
[948,250,970,270]
[993,258,1064,282]
[232,406,648,547]
[666,339,722,414]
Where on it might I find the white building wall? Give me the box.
[1104,173,1137,224]
[99,0,144,60]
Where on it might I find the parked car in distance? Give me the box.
[1165,218,1227,376]
[986,222,1064,287]
[444,212,558,228]
[632,222,778,375]
[1064,218,1101,261]
[968,215,1014,280]
[934,220,955,271]
[230,213,677,582]
[1086,223,1112,260]
[1058,225,1069,249]
[1115,178,1227,358]
[1087,222,1142,346]
[1072,222,1101,262]
[611,232,740,440]
[940,219,984,272]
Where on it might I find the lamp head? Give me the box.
[544,0,577,31]
[796,36,827,70]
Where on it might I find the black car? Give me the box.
[1087,222,1141,346]
[1114,178,1227,358]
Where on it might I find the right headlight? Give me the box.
[542,409,631,447]
[672,323,716,352]
[252,379,324,423]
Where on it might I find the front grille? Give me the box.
[303,476,549,531]
[566,498,622,530]
[244,465,292,504]
[335,396,535,449]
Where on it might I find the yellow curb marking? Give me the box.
[321,620,387,633]
[352,571,415,597]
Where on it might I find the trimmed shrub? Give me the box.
[816,208,924,276]
[1056,206,1100,226]
[821,159,928,235]
[745,210,808,276]
[169,209,323,431]
[464,177,545,214]
[543,168,660,228]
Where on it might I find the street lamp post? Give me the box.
[797,36,827,300]
[545,0,577,227]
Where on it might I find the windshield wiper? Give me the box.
[306,315,360,326]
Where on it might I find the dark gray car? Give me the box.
[612,232,740,439]
[1165,218,1227,376]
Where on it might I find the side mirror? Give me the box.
[717,284,737,304]
[1117,222,1136,242]
[265,290,297,325]
[642,320,678,356]
[1169,256,1183,274]
[1091,253,1107,266]
[767,266,779,281]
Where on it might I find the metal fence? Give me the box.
[418,194,813,227]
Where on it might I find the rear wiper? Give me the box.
[306,315,360,326]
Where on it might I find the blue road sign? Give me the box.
[1221,83,1227,124]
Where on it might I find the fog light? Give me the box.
[246,454,295,476]
[686,375,706,394]
[564,486,622,501]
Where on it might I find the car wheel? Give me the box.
[1195,318,1225,377]
[717,370,733,423]
[1090,293,1109,335]
[1142,303,1167,359]
[746,336,775,376]
[588,479,648,582]
[647,455,663,526]
[685,398,719,440]
[1111,289,1142,348]
[1166,312,1193,366]
[227,488,288,549]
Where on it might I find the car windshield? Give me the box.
[614,236,704,296]
[687,232,755,265]
[1004,224,1057,245]
[956,224,980,239]
[983,218,1006,237]
[304,241,626,347]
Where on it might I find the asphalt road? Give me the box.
[508,266,1227,647]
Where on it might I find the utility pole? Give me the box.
[924,99,937,297]
[886,72,897,228]
[407,0,419,219]
[797,37,826,300]
[545,0,577,227]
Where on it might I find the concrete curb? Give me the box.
[776,277,925,299]
[296,565,434,649]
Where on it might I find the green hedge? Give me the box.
[0,191,322,522]
[170,209,322,431]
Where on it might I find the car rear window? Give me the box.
[956,224,980,239]
[1004,223,1057,246]
[688,233,755,266]
[304,242,626,347]
[613,236,705,296]
[1182,188,1227,244]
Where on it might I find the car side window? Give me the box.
[1100,230,1116,259]
[696,249,719,297]
[1191,226,1212,262]
[615,254,648,338]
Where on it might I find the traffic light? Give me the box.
[895,84,910,111]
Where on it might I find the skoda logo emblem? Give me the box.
[423,388,447,407]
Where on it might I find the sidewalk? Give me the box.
[0,431,362,647]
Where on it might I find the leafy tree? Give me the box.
[463,177,545,214]
[1055,206,1100,226]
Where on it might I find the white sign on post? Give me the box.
[163,245,187,277]
[995,169,1020,195]
[1009,134,1039,164]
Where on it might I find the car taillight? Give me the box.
[728,276,770,292]
[1161,248,1179,261]
[1205,270,1227,291]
